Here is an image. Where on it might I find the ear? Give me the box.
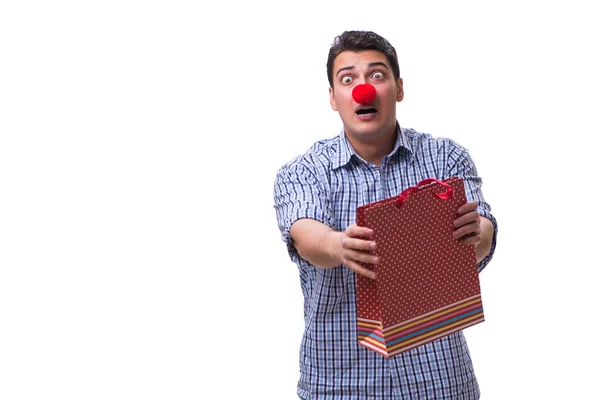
[396,78,404,102]
[329,86,338,111]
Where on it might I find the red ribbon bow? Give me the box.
[395,178,454,208]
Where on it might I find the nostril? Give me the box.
[352,84,377,104]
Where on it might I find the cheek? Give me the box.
[339,94,355,111]
[379,89,397,105]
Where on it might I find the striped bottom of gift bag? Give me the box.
[357,294,484,358]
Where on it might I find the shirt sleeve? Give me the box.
[446,146,498,273]
[273,162,334,266]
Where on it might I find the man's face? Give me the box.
[329,50,404,143]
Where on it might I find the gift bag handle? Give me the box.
[395,178,454,208]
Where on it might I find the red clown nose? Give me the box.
[352,84,377,104]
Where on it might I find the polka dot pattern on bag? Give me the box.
[356,178,480,327]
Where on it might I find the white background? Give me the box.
[1,1,599,399]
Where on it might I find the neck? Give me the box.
[345,130,396,167]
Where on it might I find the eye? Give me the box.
[372,71,384,80]
[341,76,353,84]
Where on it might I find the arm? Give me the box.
[452,201,494,263]
[275,163,378,279]
[444,143,498,270]
[290,218,380,279]
[476,216,494,263]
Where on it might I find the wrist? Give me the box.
[321,230,343,267]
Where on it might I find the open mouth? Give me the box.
[356,108,377,116]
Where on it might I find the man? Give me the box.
[273,31,498,399]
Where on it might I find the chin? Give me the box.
[347,124,386,139]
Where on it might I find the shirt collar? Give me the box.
[332,123,413,169]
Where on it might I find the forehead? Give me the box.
[333,50,390,72]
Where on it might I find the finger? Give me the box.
[457,201,478,215]
[342,236,377,251]
[344,248,380,266]
[452,221,481,240]
[459,233,481,246]
[345,224,374,239]
[345,260,377,279]
[453,211,480,228]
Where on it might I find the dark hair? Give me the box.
[327,31,400,88]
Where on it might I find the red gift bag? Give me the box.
[355,177,484,358]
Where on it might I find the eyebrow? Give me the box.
[336,62,389,77]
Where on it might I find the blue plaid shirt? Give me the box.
[274,125,498,399]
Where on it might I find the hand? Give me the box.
[334,224,379,279]
[452,201,482,245]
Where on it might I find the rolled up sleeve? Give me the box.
[273,163,333,266]
[447,148,498,272]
